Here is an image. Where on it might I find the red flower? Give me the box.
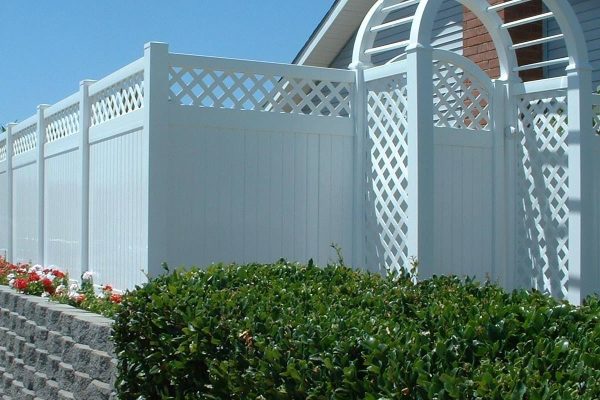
[42,278,53,288]
[14,278,28,291]
[28,272,40,282]
[53,270,66,279]
[73,294,85,303]
[109,293,123,304]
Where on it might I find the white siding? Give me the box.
[546,0,600,88]
[89,129,148,290]
[330,0,463,68]
[44,150,81,276]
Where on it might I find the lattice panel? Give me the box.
[516,95,569,299]
[91,71,144,127]
[46,103,80,143]
[433,60,491,130]
[366,74,409,274]
[169,67,352,118]
[0,141,6,162]
[12,124,38,156]
[593,104,600,135]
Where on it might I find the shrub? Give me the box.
[113,262,600,399]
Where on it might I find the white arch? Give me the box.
[409,0,516,80]
[353,0,591,80]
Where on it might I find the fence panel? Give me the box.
[12,163,38,264]
[163,115,354,269]
[44,150,81,276]
[515,93,569,299]
[88,127,148,290]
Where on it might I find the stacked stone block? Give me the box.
[0,287,116,399]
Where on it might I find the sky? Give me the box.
[0,0,334,125]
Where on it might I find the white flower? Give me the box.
[44,273,56,282]
[7,273,15,280]
[69,283,79,292]
[29,264,43,273]
[8,279,15,288]
[41,292,49,298]
[55,285,66,295]
[82,271,97,281]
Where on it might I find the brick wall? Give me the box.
[0,286,116,399]
[463,0,544,81]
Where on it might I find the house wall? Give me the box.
[547,0,600,89]
[330,0,464,68]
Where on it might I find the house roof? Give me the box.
[293,0,377,67]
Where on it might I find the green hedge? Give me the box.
[113,262,600,399]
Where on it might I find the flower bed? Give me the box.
[0,257,123,318]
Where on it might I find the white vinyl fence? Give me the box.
[2,0,599,305]
[0,44,356,290]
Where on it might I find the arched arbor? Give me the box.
[350,0,598,304]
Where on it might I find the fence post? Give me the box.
[492,79,508,287]
[79,80,95,280]
[405,43,435,277]
[504,78,522,292]
[349,61,368,271]
[566,64,596,304]
[5,123,16,262]
[36,104,49,265]
[143,42,170,279]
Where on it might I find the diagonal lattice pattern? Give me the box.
[12,124,38,156]
[366,74,409,274]
[593,104,600,135]
[45,103,80,143]
[433,60,491,131]
[91,72,144,127]
[0,140,6,162]
[169,67,352,118]
[516,95,569,299]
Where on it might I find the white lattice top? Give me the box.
[46,103,80,143]
[433,60,491,131]
[90,71,144,127]
[169,65,352,118]
[593,104,600,135]
[0,140,6,162]
[12,124,37,156]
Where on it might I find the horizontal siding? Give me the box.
[330,0,463,68]
[547,0,600,88]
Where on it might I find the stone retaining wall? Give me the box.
[0,286,116,399]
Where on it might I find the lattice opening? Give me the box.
[516,94,569,299]
[366,74,410,275]
[90,71,144,127]
[168,66,352,118]
[433,60,491,131]
[45,103,80,143]
[0,141,6,162]
[12,124,38,156]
